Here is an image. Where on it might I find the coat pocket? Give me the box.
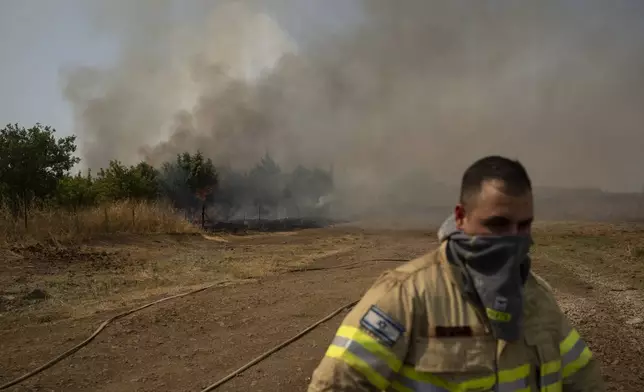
[410,336,497,374]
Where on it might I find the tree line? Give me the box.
[0,123,334,228]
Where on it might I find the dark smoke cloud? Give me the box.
[63,1,644,220]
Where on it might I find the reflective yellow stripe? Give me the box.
[486,307,512,322]
[326,345,390,390]
[540,359,562,392]
[324,325,403,390]
[399,366,452,390]
[542,383,562,392]
[562,346,593,379]
[336,325,402,372]
[330,324,583,391]
[559,328,593,379]
[398,363,530,392]
[541,359,561,375]
[559,329,580,355]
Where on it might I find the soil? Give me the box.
[1,225,642,391]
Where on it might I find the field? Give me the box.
[1,222,643,391]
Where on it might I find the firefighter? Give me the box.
[308,155,605,391]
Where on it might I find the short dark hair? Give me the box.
[460,155,532,205]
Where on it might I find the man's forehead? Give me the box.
[480,179,531,198]
[471,180,533,214]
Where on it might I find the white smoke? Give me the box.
[63,1,296,168]
[62,0,644,217]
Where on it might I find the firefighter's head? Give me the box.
[455,155,533,236]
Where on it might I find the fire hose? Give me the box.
[198,300,359,392]
[0,280,237,390]
[0,258,407,390]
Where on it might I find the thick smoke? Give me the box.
[63,1,644,221]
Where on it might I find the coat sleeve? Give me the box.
[307,272,415,392]
[558,315,606,392]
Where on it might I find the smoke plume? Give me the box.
[63,0,644,220]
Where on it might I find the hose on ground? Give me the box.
[286,258,409,273]
[0,280,235,390]
[200,258,410,390]
[199,300,359,392]
[0,257,407,390]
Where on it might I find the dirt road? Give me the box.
[1,226,643,391]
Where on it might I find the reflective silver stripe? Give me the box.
[393,375,448,392]
[392,372,530,392]
[498,376,530,392]
[540,371,561,388]
[331,336,395,380]
[562,338,587,368]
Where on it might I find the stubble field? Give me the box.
[1,222,643,391]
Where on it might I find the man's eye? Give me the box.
[485,223,511,234]
[485,220,509,229]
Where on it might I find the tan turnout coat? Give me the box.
[308,242,605,392]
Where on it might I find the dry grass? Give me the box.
[0,229,375,327]
[0,200,199,245]
[4,221,643,329]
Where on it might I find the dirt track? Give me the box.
[1,227,643,391]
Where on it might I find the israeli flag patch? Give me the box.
[360,305,405,347]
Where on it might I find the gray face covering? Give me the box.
[437,214,532,341]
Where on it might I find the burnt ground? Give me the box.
[1,224,643,391]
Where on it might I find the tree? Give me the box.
[177,152,218,199]
[56,170,97,211]
[248,154,283,219]
[130,162,160,200]
[159,151,218,223]
[93,161,159,202]
[0,123,79,228]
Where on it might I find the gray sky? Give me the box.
[0,0,116,135]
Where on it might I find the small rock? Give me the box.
[24,288,49,300]
[626,317,643,326]
[611,359,620,366]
